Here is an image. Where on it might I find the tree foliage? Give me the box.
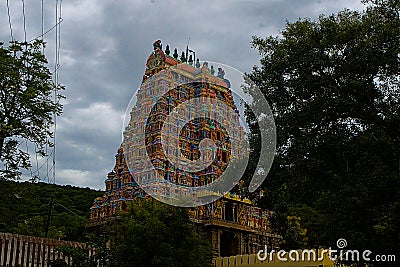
[109,199,212,267]
[49,199,212,267]
[248,0,400,260]
[0,40,64,179]
[50,234,112,267]
[0,179,103,241]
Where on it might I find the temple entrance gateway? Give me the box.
[87,40,282,258]
[220,231,240,257]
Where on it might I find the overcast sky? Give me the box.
[1,0,365,190]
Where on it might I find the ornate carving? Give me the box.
[142,40,166,83]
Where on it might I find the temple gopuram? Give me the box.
[88,40,281,257]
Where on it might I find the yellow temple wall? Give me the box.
[212,249,334,267]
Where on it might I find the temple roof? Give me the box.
[142,39,230,88]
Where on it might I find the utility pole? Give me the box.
[44,197,54,238]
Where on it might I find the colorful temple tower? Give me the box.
[88,40,281,256]
[89,147,147,222]
[121,39,249,206]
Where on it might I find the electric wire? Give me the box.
[51,0,63,184]
[41,0,44,46]
[28,18,64,44]
[24,140,34,180]
[21,0,27,42]
[3,0,63,184]
[41,0,49,182]
[34,143,40,181]
[55,203,88,221]
[6,0,14,41]
[52,0,58,184]
[28,149,54,175]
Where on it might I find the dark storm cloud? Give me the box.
[0,0,364,189]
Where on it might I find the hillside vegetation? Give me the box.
[0,180,103,241]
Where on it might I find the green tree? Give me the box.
[248,0,399,260]
[109,199,212,267]
[16,215,45,237]
[15,215,67,240]
[50,234,112,267]
[0,180,103,241]
[0,40,64,179]
[282,215,308,248]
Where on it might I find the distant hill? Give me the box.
[0,180,103,242]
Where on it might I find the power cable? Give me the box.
[6,0,14,41]
[21,0,27,42]
[52,0,59,184]
[28,19,64,43]
[51,0,63,184]
[24,140,35,181]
